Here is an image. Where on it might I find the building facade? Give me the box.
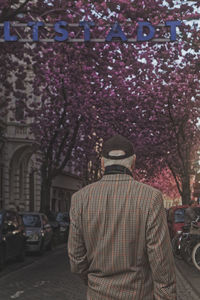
[0,119,5,209]
[0,120,82,213]
[1,122,41,211]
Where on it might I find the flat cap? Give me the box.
[102,134,134,159]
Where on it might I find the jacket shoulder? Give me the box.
[134,180,162,196]
[72,181,100,199]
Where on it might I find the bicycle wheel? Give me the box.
[192,242,200,271]
[172,235,182,259]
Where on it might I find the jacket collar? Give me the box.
[104,165,133,178]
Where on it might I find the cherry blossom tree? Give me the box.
[1,0,199,209]
[29,0,200,208]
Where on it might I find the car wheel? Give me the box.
[0,246,5,271]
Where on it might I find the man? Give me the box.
[68,134,176,300]
[184,200,197,226]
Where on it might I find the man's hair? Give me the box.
[103,150,134,169]
[189,200,195,206]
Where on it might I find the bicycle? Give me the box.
[172,216,200,270]
[172,225,191,261]
[191,219,200,271]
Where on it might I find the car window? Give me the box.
[22,214,41,227]
[174,209,185,223]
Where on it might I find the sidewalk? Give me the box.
[175,258,200,300]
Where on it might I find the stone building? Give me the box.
[0,118,82,213]
[0,121,41,211]
[0,119,5,209]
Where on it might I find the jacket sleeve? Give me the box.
[146,191,177,300]
[67,193,88,284]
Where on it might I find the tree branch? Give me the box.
[0,0,31,22]
[52,117,82,178]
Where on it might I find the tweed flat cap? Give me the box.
[102,134,134,159]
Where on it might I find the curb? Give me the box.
[176,264,200,300]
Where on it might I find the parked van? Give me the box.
[20,212,53,254]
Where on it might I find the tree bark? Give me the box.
[181,175,191,205]
[40,163,52,213]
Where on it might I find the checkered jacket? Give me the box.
[68,173,176,300]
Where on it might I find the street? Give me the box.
[175,258,200,300]
[0,245,86,300]
[0,245,199,300]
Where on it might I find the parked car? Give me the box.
[0,210,26,270]
[20,212,53,254]
[167,204,200,239]
[56,212,70,242]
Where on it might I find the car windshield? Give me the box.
[174,209,185,223]
[22,214,41,227]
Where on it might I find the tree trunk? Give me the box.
[181,175,191,205]
[40,164,52,213]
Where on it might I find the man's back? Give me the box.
[68,173,176,300]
